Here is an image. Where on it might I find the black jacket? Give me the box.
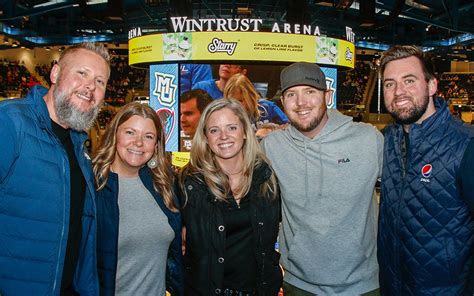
[178,163,282,295]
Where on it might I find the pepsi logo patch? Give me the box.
[421,164,432,178]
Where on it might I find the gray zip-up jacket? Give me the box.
[262,109,383,295]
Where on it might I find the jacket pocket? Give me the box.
[443,237,462,285]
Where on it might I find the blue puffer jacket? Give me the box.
[378,98,474,296]
[96,167,184,296]
[0,85,99,295]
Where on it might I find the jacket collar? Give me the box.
[393,97,450,135]
[27,85,50,130]
[106,166,149,189]
[28,85,88,141]
[251,162,272,187]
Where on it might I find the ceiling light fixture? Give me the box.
[86,0,108,5]
[33,0,68,8]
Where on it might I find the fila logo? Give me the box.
[420,164,432,183]
[338,158,350,164]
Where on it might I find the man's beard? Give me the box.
[291,103,327,134]
[386,93,429,125]
[53,86,100,131]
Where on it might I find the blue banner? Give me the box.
[149,64,179,151]
[321,66,337,109]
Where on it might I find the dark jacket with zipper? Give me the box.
[0,85,99,295]
[96,167,183,296]
[378,97,474,295]
[178,163,282,295]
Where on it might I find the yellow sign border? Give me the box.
[129,31,354,69]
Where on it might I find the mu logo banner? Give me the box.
[149,64,179,151]
[153,72,177,107]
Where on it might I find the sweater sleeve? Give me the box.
[458,138,474,216]
[375,127,384,178]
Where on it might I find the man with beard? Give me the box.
[0,42,110,295]
[378,45,474,295]
[262,62,383,295]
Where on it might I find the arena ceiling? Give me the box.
[0,0,473,62]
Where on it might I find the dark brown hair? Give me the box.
[380,45,436,81]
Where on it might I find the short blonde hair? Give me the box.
[59,42,110,76]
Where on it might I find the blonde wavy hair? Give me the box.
[223,74,260,122]
[179,98,278,205]
[93,102,177,211]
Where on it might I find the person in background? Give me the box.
[180,89,213,139]
[224,73,288,134]
[178,99,282,295]
[0,42,109,295]
[377,45,474,295]
[180,89,213,151]
[262,62,383,295]
[193,64,247,99]
[92,102,183,296]
[255,122,281,140]
[180,63,212,94]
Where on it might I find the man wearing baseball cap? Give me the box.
[262,62,383,295]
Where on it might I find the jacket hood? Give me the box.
[288,109,353,147]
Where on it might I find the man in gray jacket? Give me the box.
[262,62,383,295]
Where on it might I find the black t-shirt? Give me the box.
[459,138,474,216]
[51,121,86,295]
[222,196,257,292]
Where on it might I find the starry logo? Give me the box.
[208,38,237,55]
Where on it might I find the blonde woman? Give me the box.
[224,73,288,131]
[178,99,282,295]
[93,102,183,296]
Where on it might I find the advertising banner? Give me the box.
[321,66,338,109]
[129,31,354,69]
[149,64,179,151]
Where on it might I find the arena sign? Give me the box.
[128,18,355,69]
[129,17,355,152]
[169,17,322,36]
